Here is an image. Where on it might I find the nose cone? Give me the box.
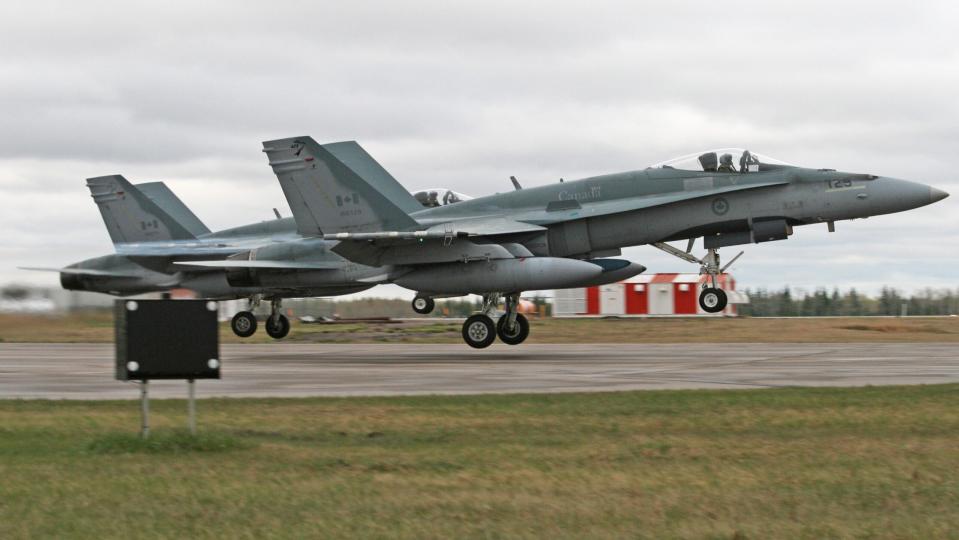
[867,177,948,216]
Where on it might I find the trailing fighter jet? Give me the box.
[263,137,949,348]
[20,142,410,339]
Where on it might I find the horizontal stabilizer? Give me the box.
[172,260,342,270]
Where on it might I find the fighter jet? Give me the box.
[21,142,410,339]
[263,137,949,348]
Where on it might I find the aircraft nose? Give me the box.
[930,186,949,203]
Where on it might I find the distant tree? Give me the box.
[781,287,796,317]
[0,286,30,300]
[830,288,841,316]
[845,288,863,316]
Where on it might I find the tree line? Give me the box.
[738,287,959,317]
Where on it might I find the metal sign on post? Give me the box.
[115,300,221,438]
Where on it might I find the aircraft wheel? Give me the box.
[699,288,728,313]
[496,313,529,345]
[265,314,290,339]
[462,314,496,349]
[231,311,258,338]
[412,296,435,314]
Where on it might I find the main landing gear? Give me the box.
[462,293,529,349]
[652,241,743,314]
[230,296,290,339]
[265,298,290,339]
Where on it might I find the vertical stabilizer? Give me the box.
[263,136,420,236]
[135,181,211,236]
[322,141,422,214]
[86,175,196,244]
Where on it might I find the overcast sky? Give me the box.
[1,0,955,298]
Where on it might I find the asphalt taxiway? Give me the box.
[0,342,956,399]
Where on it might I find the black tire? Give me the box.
[412,296,435,315]
[496,313,530,345]
[265,314,291,339]
[462,314,496,349]
[699,288,728,313]
[231,311,257,338]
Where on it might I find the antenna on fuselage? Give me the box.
[510,176,523,190]
[273,208,282,219]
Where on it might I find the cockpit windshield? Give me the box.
[650,148,793,173]
[412,188,474,208]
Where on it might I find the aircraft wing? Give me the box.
[322,218,544,241]
[114,243,251,257]
[172,260,343,270]
[18,266,143,278]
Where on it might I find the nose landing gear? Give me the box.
[652,241,742,314]
[412,295,435,314]
[698,287,728,312]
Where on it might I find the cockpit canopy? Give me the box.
[412,188,474,208]
[650,148,793,173]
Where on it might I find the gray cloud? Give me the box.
[1,0,956,295]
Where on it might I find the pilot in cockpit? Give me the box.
[718,153,736,172]
[739,150,760,172]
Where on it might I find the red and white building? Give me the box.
[553,273,748,317]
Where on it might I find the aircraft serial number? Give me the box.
[825,179,854,191]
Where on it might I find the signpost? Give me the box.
[115,300,221,438]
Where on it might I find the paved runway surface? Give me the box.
[1,342,956,399]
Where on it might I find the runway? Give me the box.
[0,342,956,399]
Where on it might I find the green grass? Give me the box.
[3,312,957,343]
[86,430,251,455]
[2,385,959,538]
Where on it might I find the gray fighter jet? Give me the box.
[263,137,949,348]
[21,142,411,339]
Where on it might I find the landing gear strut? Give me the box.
[652,241,742,314]
[265,298,290,339]
[461,293,529,348]
[497,294,529,345]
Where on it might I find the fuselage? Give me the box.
[63,218,382,298]
[410,164,945,257]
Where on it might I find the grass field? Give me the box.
[1,312,958,343]
[2,385,959,538]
